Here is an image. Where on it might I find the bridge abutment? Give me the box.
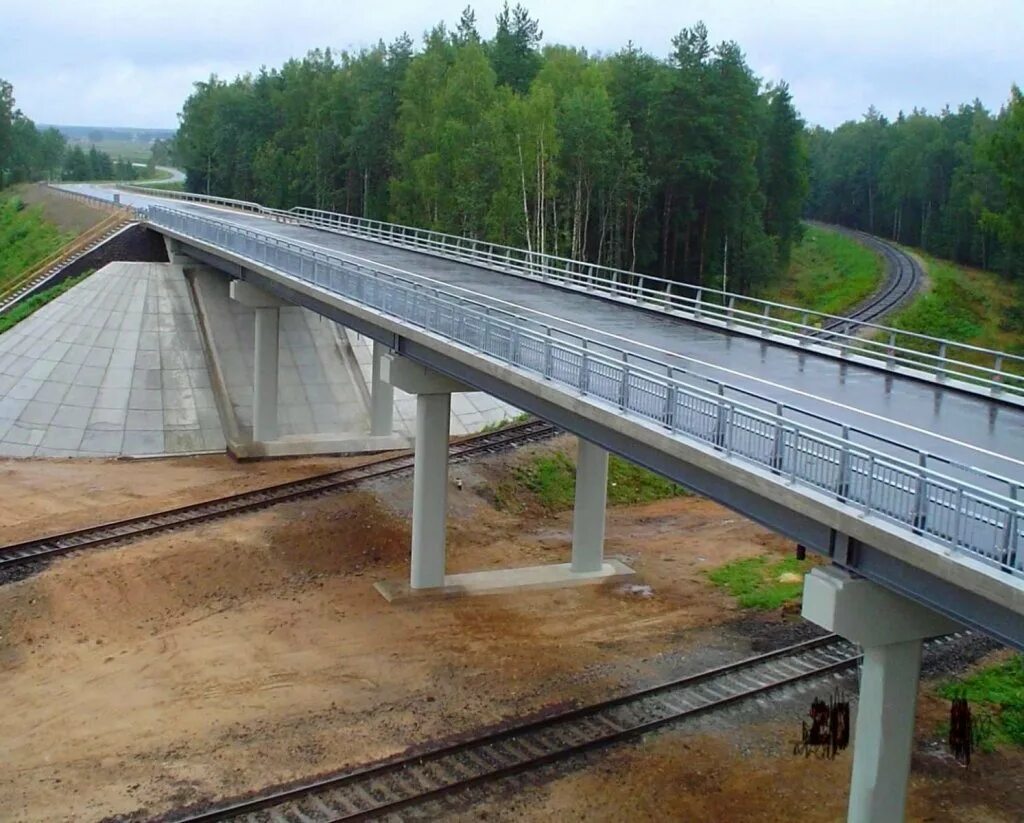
[802,567,960,823]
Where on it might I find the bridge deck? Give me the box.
[209,208,1024,483]
[69,185,1024,488]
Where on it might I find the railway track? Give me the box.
[810,222,924,334]
[0,419,556,571]
[164,634,862,822]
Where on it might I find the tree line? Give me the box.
[176,6,806,294]
[806,89,1024,276]
[1,79,144,186]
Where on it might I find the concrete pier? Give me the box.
[571,438,608,573]
[802,567,960,823]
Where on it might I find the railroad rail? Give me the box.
[0,420,555,571]
[163,634,862,822]
[818,226,924,332]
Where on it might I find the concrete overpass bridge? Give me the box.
[51,182,1024,822]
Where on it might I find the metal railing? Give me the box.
[145,203,1023,580]
[117,184,1024,400]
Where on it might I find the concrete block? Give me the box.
[376,559,636,602]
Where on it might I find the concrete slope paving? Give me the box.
[0,262,226,457]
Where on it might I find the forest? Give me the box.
[174,7,806,294]
[0,79,143,185]
[807,91,1024,276]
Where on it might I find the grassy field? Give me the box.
[762,224,884,316]
[887,254,1024,363]
[65,137,154,164]
[496,449,688,512]
[0,195,69,290]
[706,554,817,610]
[938,654,1024,749]
[0,271,91,334]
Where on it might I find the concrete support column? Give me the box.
[572,438,608,573]
[252,307,280,442]
[410,392,452,589]
[848,639,923,823]
[802,566,960,823]
[370,340,395,436]
[230,278,288,444]
[379,353,471,590]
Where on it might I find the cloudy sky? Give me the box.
[2,0,1021,130]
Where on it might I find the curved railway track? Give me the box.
[0,419,556,572]
[809,222,925,333]
[163,634,862,823]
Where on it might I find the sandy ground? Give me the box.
[0,452,379,544]
[13,183,110,235]
[0,438,1018,821]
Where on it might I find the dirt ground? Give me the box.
[0,452,377,544]
[12,183,111,234]
[0,437,1018,822]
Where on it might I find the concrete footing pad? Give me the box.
[229,432,409,459]
[375,559,635,602]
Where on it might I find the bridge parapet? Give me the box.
[142,203,1024,590]
[115,184,1024,403]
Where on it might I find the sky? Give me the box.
[1,0,1022,131]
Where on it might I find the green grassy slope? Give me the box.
[0,196,69,290]
[763,224,884,316]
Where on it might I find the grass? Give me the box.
[0,196,69,290]
[496,449,688,512]
[0,271,92,334]
[706,554,816,610]
[478,412,531,434]
[884,255,1024,380]
[937,655,1024,749]
[762,224,884,317]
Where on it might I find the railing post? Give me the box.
[887,331,897,368]
[543,328,554,379]
[771,403,785,473]
[1002,485,1019,570]
[936,343,948,382]
[727,297,736,328]
[694,288,702,318]
[912,452,928,534]
[618,353,630,410]
[714,384,728,448]
[950,486,965,552]
[580,342,590,395]
[836,425,851,502]
[992,354,1004,396]
[664,377,677,431]
[762,305,771,337]
[864,455,876,514]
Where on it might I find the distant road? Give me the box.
[130,165,187,185]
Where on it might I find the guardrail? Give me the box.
[289,206,1024,399]
[145,204,1023,580]
[0,209,133,309]
[117,184,1024,401]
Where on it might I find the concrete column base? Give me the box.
[376,559,635,602]
[227,432,410,459]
